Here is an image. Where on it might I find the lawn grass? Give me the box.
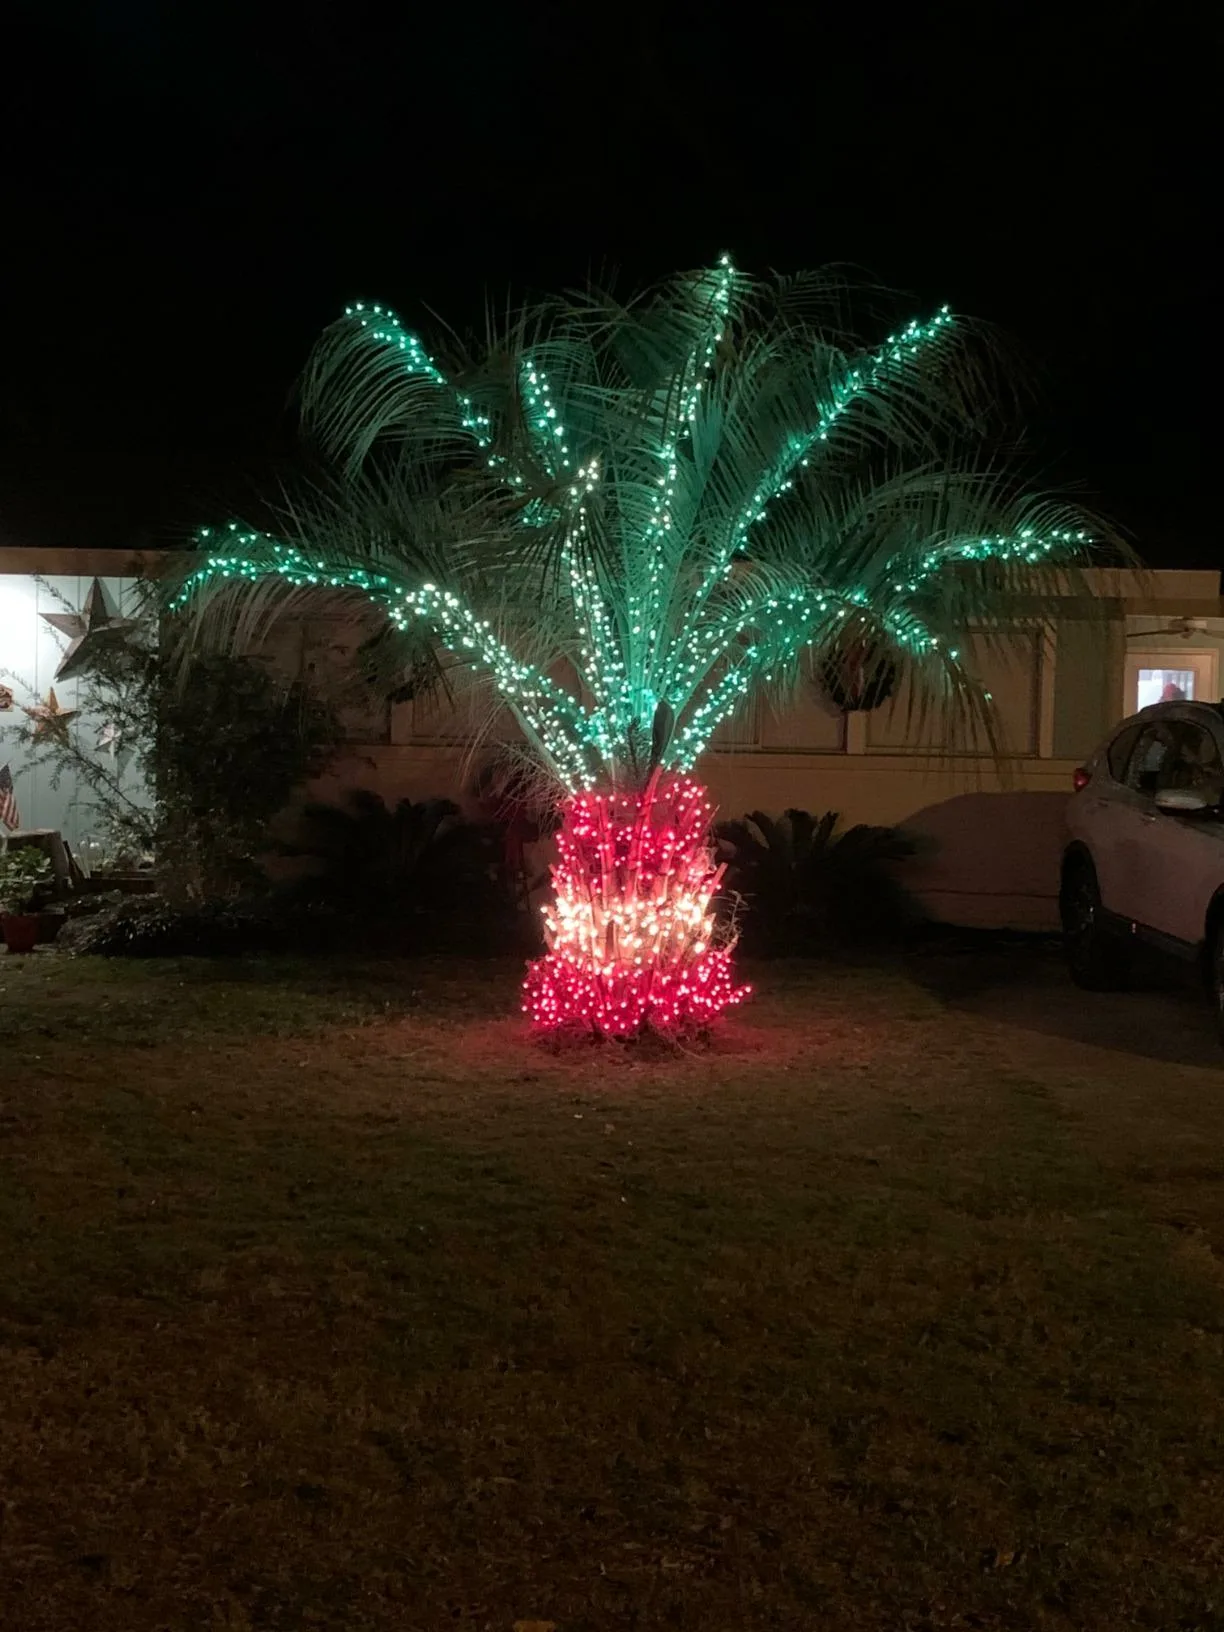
[1,949,1222,1630]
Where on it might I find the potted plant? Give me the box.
[0,847,53,953]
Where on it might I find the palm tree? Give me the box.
[175,256,1100,1035]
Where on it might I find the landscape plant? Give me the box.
[6,599,337,902]
[715,808,920,954]
[176,257,1101,1033]
[0,845,52,914]
[282,789,525,950]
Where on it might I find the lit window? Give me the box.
[1125,651,1217,718]
[1135,666,1196,709]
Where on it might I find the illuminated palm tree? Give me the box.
[176,256,1097,1035]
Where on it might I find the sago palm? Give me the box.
[176,255,1100,1035]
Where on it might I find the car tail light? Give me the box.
[1073,766,1092,792]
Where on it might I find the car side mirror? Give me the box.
[1154,788,1215,817]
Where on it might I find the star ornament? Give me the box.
[96,718,135,775]
[24,688,80,741]
[41,578,138,680]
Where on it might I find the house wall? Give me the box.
[3,551,1220,931]
[1052,618,1126,760]
[280,586,1223,933]
[307,740,1081,930]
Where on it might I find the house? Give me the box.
[3,547,1220,928]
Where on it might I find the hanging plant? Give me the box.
[818,639,898,713]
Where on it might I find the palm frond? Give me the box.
[174,256,1125,793]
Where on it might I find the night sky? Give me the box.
[1,2,1214,566]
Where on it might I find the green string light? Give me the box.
[178,262,1092,791]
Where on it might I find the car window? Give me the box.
[1106,721,1144,782]
[1155,723,1224,804]
[1125,725,1174,793]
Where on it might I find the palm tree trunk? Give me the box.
[522,772,749,1035]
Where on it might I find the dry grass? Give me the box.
[0,946,1221,1631]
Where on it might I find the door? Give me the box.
[1087,722,1176,924]
[1125,719,1224,945]
[1083,721,1148,913]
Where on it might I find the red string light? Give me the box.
[523,772,750,1036]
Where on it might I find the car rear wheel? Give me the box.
[1061,858,1130,991]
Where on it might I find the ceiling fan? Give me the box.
[1126,615,1211,641]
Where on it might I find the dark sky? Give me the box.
[1,1,1215,566]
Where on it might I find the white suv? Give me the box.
[1062,699,1224,1040]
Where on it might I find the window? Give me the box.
[1125,650,1217,716]
[1106,721,1143,782]
[1157,723,1224,804]
[866,628,1040,754]
[1124,722,1224,803]
[301,616,391,744]
[1125,725,1174,793]
[1136,666,1196,709]
[711,695,762,750]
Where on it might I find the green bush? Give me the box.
[0,848,53,914]
[154,652,336,903]
[281,790,536,952]
[60,789,542,960]
[6,594,338,898]
[59,895,343,958]
[715,808,921,956]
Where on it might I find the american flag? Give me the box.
[0,764,19,832]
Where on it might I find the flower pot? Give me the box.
[1,913,41,954]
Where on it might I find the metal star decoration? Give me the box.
[95,718,134,775]
[41,578,137,680]
[24,688,80,740]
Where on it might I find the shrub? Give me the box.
[715,808,921,956]
[5,595,338,897]
[0,847,53,914]
[58,895,345,958]
[60,790,541,960]
[280,790,534,952]
[153,651,336,903]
